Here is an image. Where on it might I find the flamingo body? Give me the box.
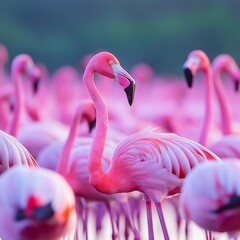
[180,160,240,238]
[0,166,76,240]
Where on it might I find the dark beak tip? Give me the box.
[88,119,96,133]
[33,78,40,94]
[183,67,193,88]
[235,81,240,92]
[124,85,135,106]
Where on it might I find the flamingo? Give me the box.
[38,100,140,239]
[179,160,240,239]
[211,54,240,135]
[8,54,41,137]
[83,51,221,240]
[0,165,76,240]
[209,54,240,159]
[7,54,70,159]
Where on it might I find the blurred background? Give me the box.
[0,0,239,75]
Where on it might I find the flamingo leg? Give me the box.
[106,202,118,240]
[83,205,89,240]
[121,201,140,240]
[154,201,170,240]
[143,194,155,240]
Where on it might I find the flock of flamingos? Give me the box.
[0,43,240,240]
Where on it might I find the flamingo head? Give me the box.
[183,50,210,88]
[86,51,136,106]
[12,54,41,94]
[212,54,240,91]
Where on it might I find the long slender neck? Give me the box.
[200,66,214,147]
[9,69,24,137]
[84,66,110,189]
[213,68,233,135]
[57,105,84,175]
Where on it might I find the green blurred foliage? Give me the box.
[0,0,239,75]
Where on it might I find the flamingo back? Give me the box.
[111,127,221,200]
[0,130,38,173]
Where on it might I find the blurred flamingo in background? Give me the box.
[50,66,81,125]
[0,165,76,240]
[211,54,240,135]
[181,49,219,146]
[8,54,41,137]
[6,54,70,159]
[209,55,240,160]
[83,51,221,240]
[179,160,240,240]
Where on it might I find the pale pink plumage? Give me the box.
[0,165,76,240]
[0,129,38,173]
[180,160,240,239]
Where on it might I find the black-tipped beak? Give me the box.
[32,78,40,94]
[183,67,193,88]
[112,63,136,106]
[235,81,239,92]
[213,195,240,214]
[33,202,54,220]
[88,118,96,133]
[16,202,54,221]
[124,82,135,106]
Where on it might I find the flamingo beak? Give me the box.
[213,195,240,213]
[112,63,136,106]
[16,202,54,221]
[235,81,240,92]
[32,78,40,94]
[183,56,200,88]
[183,67,193,88]
[88,118,96,133]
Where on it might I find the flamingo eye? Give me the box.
[108,60,114,65]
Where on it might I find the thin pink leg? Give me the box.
[106,203,118,240]
[154,202,170,240]
[84,206,89,240]
[121,201,140,240]
[143,194,155,240]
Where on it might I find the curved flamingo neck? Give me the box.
[9,68,24,137]
[84,65,113,192]
[213,67,233,135]
[200,66,214,147]
[57,105,83,175]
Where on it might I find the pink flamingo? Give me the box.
[83,51,221,240]
[7,54,70,159]
[209,54,240,159]
[211,54,240,135]
[179,160,240,239]
[182,49,219,146]
[50,65,81,125]
[0,165,76,240]
[8,54,41,137]
[38,100,140,239]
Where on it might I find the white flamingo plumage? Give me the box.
[180,160,240,239]
[0,165,76,240]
